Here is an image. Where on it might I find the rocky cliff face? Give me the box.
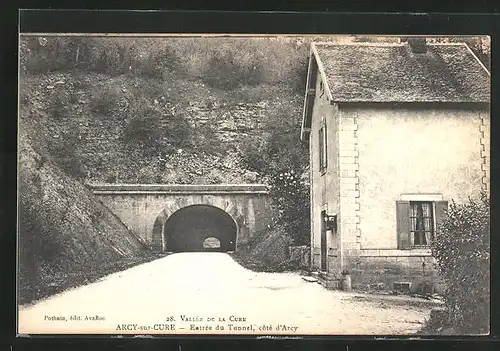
[20,71,304,185]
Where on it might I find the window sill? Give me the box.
[407,248,433,256]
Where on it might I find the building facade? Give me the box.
[301,39,490,290]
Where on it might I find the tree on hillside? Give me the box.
[240,108,310,245]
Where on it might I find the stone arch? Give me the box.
[152,209,168,251]
[151,198,245,252]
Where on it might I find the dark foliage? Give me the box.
[268,170,310,246]
[202,50,265,90]
[18,184,71,302]
[19,36,312,85]
[48,90,71,120]
[190,121,223,155]
[293,63,309,94]
[240,110,308,175]
[20,37,183,79]
[240,109,310,246]
[90,85,121,116]
[47,131,86,180]
[430,193,490,334]
[122,98,192,157]
[18,193,42,299]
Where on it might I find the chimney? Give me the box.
[408,37,427,54]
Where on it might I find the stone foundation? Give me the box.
[344,250,443,293]
[311,272,340,290]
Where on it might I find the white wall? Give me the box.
[353,105,489,249]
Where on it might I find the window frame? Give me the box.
[409,201,436,248]
[318,123,327,173]
[397,196,447,251]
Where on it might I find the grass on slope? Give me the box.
[18,128,156,305]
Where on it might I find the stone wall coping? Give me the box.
[86,183,269,195]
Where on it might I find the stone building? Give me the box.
[300,38,490,291]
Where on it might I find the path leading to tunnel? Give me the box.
[19,253,434,335]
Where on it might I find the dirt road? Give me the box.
[18,253,435,335]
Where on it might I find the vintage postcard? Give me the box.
[17,33,491,336]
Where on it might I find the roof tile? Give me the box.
[313,43,490,103]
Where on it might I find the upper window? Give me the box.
[319,124,327,172]
[410,201,434,247]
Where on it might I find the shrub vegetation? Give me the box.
[47,131,86,180]
[48,90,71,120]
[19,37,310,86]
[122,98,192,156]
[429,193,490,334]
[90,85,121,116]
[268,170,310,246]
[240,108,310,246]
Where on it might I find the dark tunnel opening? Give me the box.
[164,205,237,252]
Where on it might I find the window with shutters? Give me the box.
[319,124,327,173]
[396,199,448,249]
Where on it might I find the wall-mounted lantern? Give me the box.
[323,212,337,231]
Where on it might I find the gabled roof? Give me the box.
[301,41,490,139]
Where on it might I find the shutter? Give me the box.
[434,201,449,234]
[318,127,324,170]
[396,201,411,249]
[324,123,328,169]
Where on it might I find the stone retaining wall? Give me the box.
[344,251,443,293]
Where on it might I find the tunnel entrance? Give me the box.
[203,237,221,251]
[164,205,237,252]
